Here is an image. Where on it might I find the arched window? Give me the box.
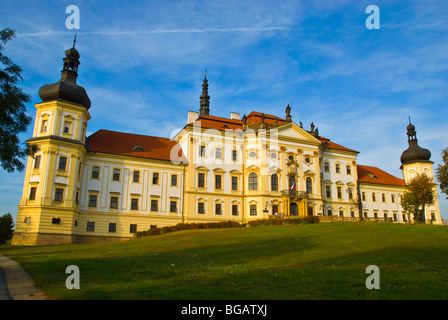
[249,172,258,190]
[306,177,312,194]
[271,174,278,191]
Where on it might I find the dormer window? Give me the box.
[132,146,144,152]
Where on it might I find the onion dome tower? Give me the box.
[400,119,431,166]
[12,36,92,245]
[38,35,91,109]
[399,118,442,224]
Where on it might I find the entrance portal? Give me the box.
[290,203,298,216]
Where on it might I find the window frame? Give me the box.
[248,172,258,191]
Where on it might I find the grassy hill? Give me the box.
[1,222,448,300]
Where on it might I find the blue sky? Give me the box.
[1,0,447,222]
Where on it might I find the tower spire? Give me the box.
[199,71,210,117]
[73,32,77,48]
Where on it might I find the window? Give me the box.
[339,210,344,217]
[215,175,222,189]
[55,188,64,201]
[250,204,257,216]
[131,198,139,210]
[34,156,41,169]
[92,166,100,179]
[231,176,238,191]
[199,145,206,157]
[271,174,278,191]
[272,205,279,215]
[372,193,376,202]
[198,202,205,214]
[151,199,158,212]
[232,204,238,216]
[325,186,331,198]
[327,209,333,216]
[348,188,353,200]
[133,170,140,183]
[304,156,311,164]
[362,192,366,201]
[113,168,120,181]
[63,121,72,134]
[198,173,205,188]
[391,195,395,203]
[152,172,159,185]
[171,174,178,187]
[306,177,312,194]
[215,148,222,159]
[335,163,340,173]
[130,224,137,233]
[24,217,31,224]
[215,203,222,215]
[248,173,258,190]
[289,175,295,189]
[346,165,351,175]
[58,156,67,171]
[108,223,116,233]
[324,162,330,172]
[88,195,97,207]
[232,150,238,161]
[337,186,342,199]
[110,196,118,209]
[170,201,177,213]
[41,119,48,132]
[52,218,61,225]
[351,211,355,218]
[29,187,37,200]
[86,222,95,232]
[382,193,386,202]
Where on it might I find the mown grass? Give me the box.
[0,222,447,300]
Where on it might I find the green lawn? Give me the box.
[1,222,447,300]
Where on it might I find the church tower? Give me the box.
[12,38,91,245]
[400,119,442,223]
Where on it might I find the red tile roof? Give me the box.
[246,112,287,125]
[357,165,405,186]
[191,115,243,131]
[87,129,187,163]
[319,136,359,153]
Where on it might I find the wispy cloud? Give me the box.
[19,26,298,38]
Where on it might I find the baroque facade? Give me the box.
[12,43,442,245]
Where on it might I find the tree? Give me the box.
[435,148,448,198]
[400,173,436,223]
[0,28,32,172]
[0,213,14,244]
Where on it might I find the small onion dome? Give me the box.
[65,46,80,60]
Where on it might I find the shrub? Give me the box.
[134,217,319,238]
[134,220,242,238]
